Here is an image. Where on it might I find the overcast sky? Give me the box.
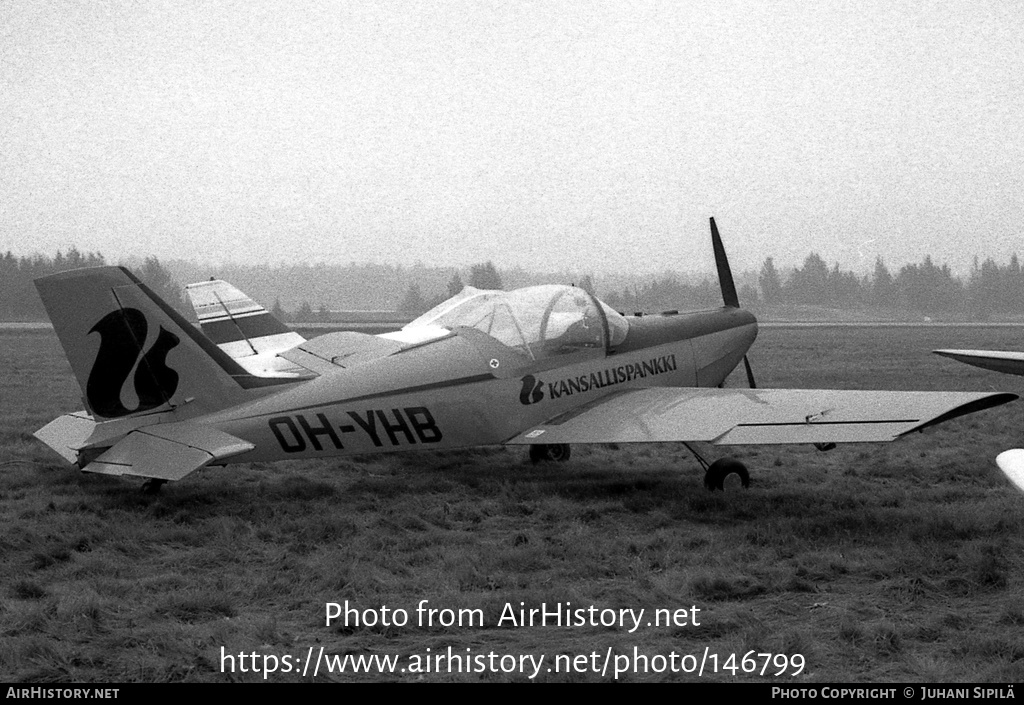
[2,1,1022,275]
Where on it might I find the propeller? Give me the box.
[710,217,757,389]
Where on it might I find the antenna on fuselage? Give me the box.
[709,217,757,389]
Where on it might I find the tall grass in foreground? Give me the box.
[2,327,1024,682]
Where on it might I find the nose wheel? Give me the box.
[683,442,750,491]
[702,457,750,491]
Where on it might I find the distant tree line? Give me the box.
[0,250,185,320]
[7,249,1024,323]
[279,261,507,319]
[604,277,721,314]
[757,252,1024,318]
[602,252,1024,319]
[395,261,505,315]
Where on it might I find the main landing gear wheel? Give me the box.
[529,444,572,464]
[141,478,167,495]
[703,457,750,491]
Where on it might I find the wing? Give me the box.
[934,349,1024,376]
[505,387,1017,446]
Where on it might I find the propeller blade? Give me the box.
[710,217,739,308]
[711,218,757,391]
[743,355,757,389]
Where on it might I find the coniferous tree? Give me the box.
[469,261,503,290]
[787,253,830,305]
[759,257,784,305]
[894,256,962,315]
[870,257,896,309]
[967,257,1000,319]
[739,283,760,307]
[1009,254,1023,312]
[398,283,428,314]
[829,263,864,308]
[138,257,186,313]
[447,272,465,297]
[271,298,288,322]
[295,300,315,322]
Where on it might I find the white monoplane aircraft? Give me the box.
[31,220,1017,494]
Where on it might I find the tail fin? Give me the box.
[36,266,290,422]
[185,279,308,378]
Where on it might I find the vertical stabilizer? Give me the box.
[35,266,289,422]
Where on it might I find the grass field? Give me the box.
[2,326,1024,682]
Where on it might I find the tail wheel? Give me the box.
[529,444,572,464]
[703,457,750,491]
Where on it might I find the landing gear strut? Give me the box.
[529,444,572,464]
[141,478,166,495]
[682,442,750,491]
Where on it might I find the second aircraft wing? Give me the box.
[933,349,1024,377]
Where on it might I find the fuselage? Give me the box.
[198,305,758,464]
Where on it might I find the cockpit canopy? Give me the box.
[400,284,628,361]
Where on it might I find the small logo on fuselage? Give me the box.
[519,374,545,405]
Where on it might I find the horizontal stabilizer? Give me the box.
[505,387,1017,446]
[34,412,96,464]
[186,279,310,379]
[186,279,301,345]
[934,349,1024,377]
[86,423,254,481]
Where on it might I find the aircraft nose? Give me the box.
[693,316,757,387]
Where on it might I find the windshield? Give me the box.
[406,284,628,360]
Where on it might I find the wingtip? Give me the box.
[996,449,1024,494]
